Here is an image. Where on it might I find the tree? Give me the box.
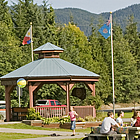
[124,15,140,70]
[41,1,57,45]
[0,0,22,101]
[88,26,112,105]
[57,22,99,106]
[113,24,139,103]
[58,22,93,70]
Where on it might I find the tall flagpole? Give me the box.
[110,12,115,117]
[30,22,34,62]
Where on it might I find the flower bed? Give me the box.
[22,120,42,127]
[23,120,100,129]
[23,108,101,129]
[42,123,60,128]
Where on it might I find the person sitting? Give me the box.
[100,111,120,140]
[130,111,138,126]
[116,111,124,126]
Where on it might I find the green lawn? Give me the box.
[0,123,91,133]
[115,112,133,119]
[0,132,48,140]
[0,123,90,140]
[0,112,133,140]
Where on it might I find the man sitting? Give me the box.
[100,111,120,140]
[116,111,124,126]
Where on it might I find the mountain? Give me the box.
[54,4,140,36]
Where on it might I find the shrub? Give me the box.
[26,108,42,120]
[95,111,106,121]
[85,115,95,122]
[76,117,85,122]
[41,117,60,124]
[59,116,71,125]
[0,114,4,120]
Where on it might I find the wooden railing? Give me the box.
[73,106,96,118]
[34,106,96,118]
[34,106,66,118]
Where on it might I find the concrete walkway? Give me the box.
[0,122,86,140]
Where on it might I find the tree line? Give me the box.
[0,0,139,109]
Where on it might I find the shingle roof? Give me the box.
[1,58,99,79]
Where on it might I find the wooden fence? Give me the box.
[73,106,96,118]
[34,106,66,118]
[34,106,96,118]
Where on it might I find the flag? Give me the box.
[22,27,31,45]
[99,19,111,39]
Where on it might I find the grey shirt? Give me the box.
[116,117,123,126]
[100,117,117,134]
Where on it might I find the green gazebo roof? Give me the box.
[0,42,99,80]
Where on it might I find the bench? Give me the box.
[12,107,28,121]
[85,127,127,140]
[85,133,126,140]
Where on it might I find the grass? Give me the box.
[0,112,133,140]
[62,138,83,140]
[96,111,133,121]
[0,123,90,140]
[0,123,91,133]
[0,132,48,140]
[115,112,133,118]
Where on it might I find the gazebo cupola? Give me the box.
[33,42,64,59]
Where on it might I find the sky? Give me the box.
[7,0,140,14]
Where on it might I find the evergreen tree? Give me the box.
[0,0,22,101]
[88,26,112,105]
[41,1,57,44]
[0,0,13,26]
[124,15,140,70]
[113,25,139,103]
[123,15,140,102]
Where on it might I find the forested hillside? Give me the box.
[0,0,139,109]
[54,4,140,36]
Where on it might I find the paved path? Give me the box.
[0,124,86,140]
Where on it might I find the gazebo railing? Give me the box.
[34,106,67,118]
[34,106,96,118]
[73,106,96,118]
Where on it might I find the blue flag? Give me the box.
[99,19,111,39]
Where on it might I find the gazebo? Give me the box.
[0,42,100,121]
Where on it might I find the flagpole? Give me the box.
[110,12,115,117]
[30,22,33,62]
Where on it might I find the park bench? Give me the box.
[85,127,126,140]
[85,133,126,140]
[12,107,28,121]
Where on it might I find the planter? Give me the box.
[42,123,60,128]
[22,120,42,127]
[60,122,101,129]
[22,120,101,129]
[76,122,86,129]
[60,122,71,129]
[60,122,86,129]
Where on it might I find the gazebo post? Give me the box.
[29,82,33,108]
[5,85,15,122]
[28,82,44,108]
[66,82,70,114]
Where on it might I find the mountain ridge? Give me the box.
[54,4,140,36]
